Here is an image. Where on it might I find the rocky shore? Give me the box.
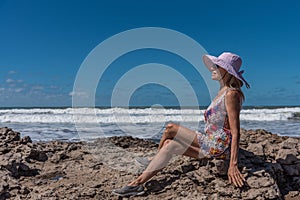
[0,127,299,200]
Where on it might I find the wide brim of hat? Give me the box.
[202,54,244,83]
[202,55,219,71]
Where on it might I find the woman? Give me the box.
[112,52,250,197]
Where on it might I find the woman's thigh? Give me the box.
[167,123,201,149]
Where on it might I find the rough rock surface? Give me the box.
[0,127,299,199]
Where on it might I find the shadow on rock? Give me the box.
[134,129,300,200]
[3,161,40,178]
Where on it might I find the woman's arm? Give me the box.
[225,90,245,187]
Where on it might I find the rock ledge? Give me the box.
[0,127,299,200]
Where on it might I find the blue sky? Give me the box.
[0,0,299,107]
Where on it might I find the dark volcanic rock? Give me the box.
[0,127,299,199]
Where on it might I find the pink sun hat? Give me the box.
[202,52,250,88]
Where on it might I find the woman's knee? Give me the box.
[163,123,179,138]
[162,138,172,147]
[165,122,177,129]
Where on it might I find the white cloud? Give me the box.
[32,85,44,90]
[6,78,14,83]
[15,88,23,93]
[8,70,16,74]
[69,91,89,98]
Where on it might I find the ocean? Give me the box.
[0,106,299,142]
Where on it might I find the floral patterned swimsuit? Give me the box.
[196,88,241,159]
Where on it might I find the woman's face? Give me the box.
[211,65,227,81]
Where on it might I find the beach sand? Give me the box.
[0,127,299,200]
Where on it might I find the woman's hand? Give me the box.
[228,165,245,187]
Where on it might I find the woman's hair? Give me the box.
[225,74,245,102]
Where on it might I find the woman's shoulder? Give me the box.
[226,87,242,94]
[225,88,243,104]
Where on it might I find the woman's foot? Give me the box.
[112,185,145,197]
[135,156,152,167]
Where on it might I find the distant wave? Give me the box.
[287,112,300,120]
[240,107,300,121]
[0,107,299,124]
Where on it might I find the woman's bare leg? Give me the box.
[158,123,180,150]
[129,125,203,186]
[156,123,201,157]
[145,123,181,161]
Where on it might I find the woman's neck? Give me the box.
[219,84,228,91]
[219,72,231,89]
[219,77,226,88]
